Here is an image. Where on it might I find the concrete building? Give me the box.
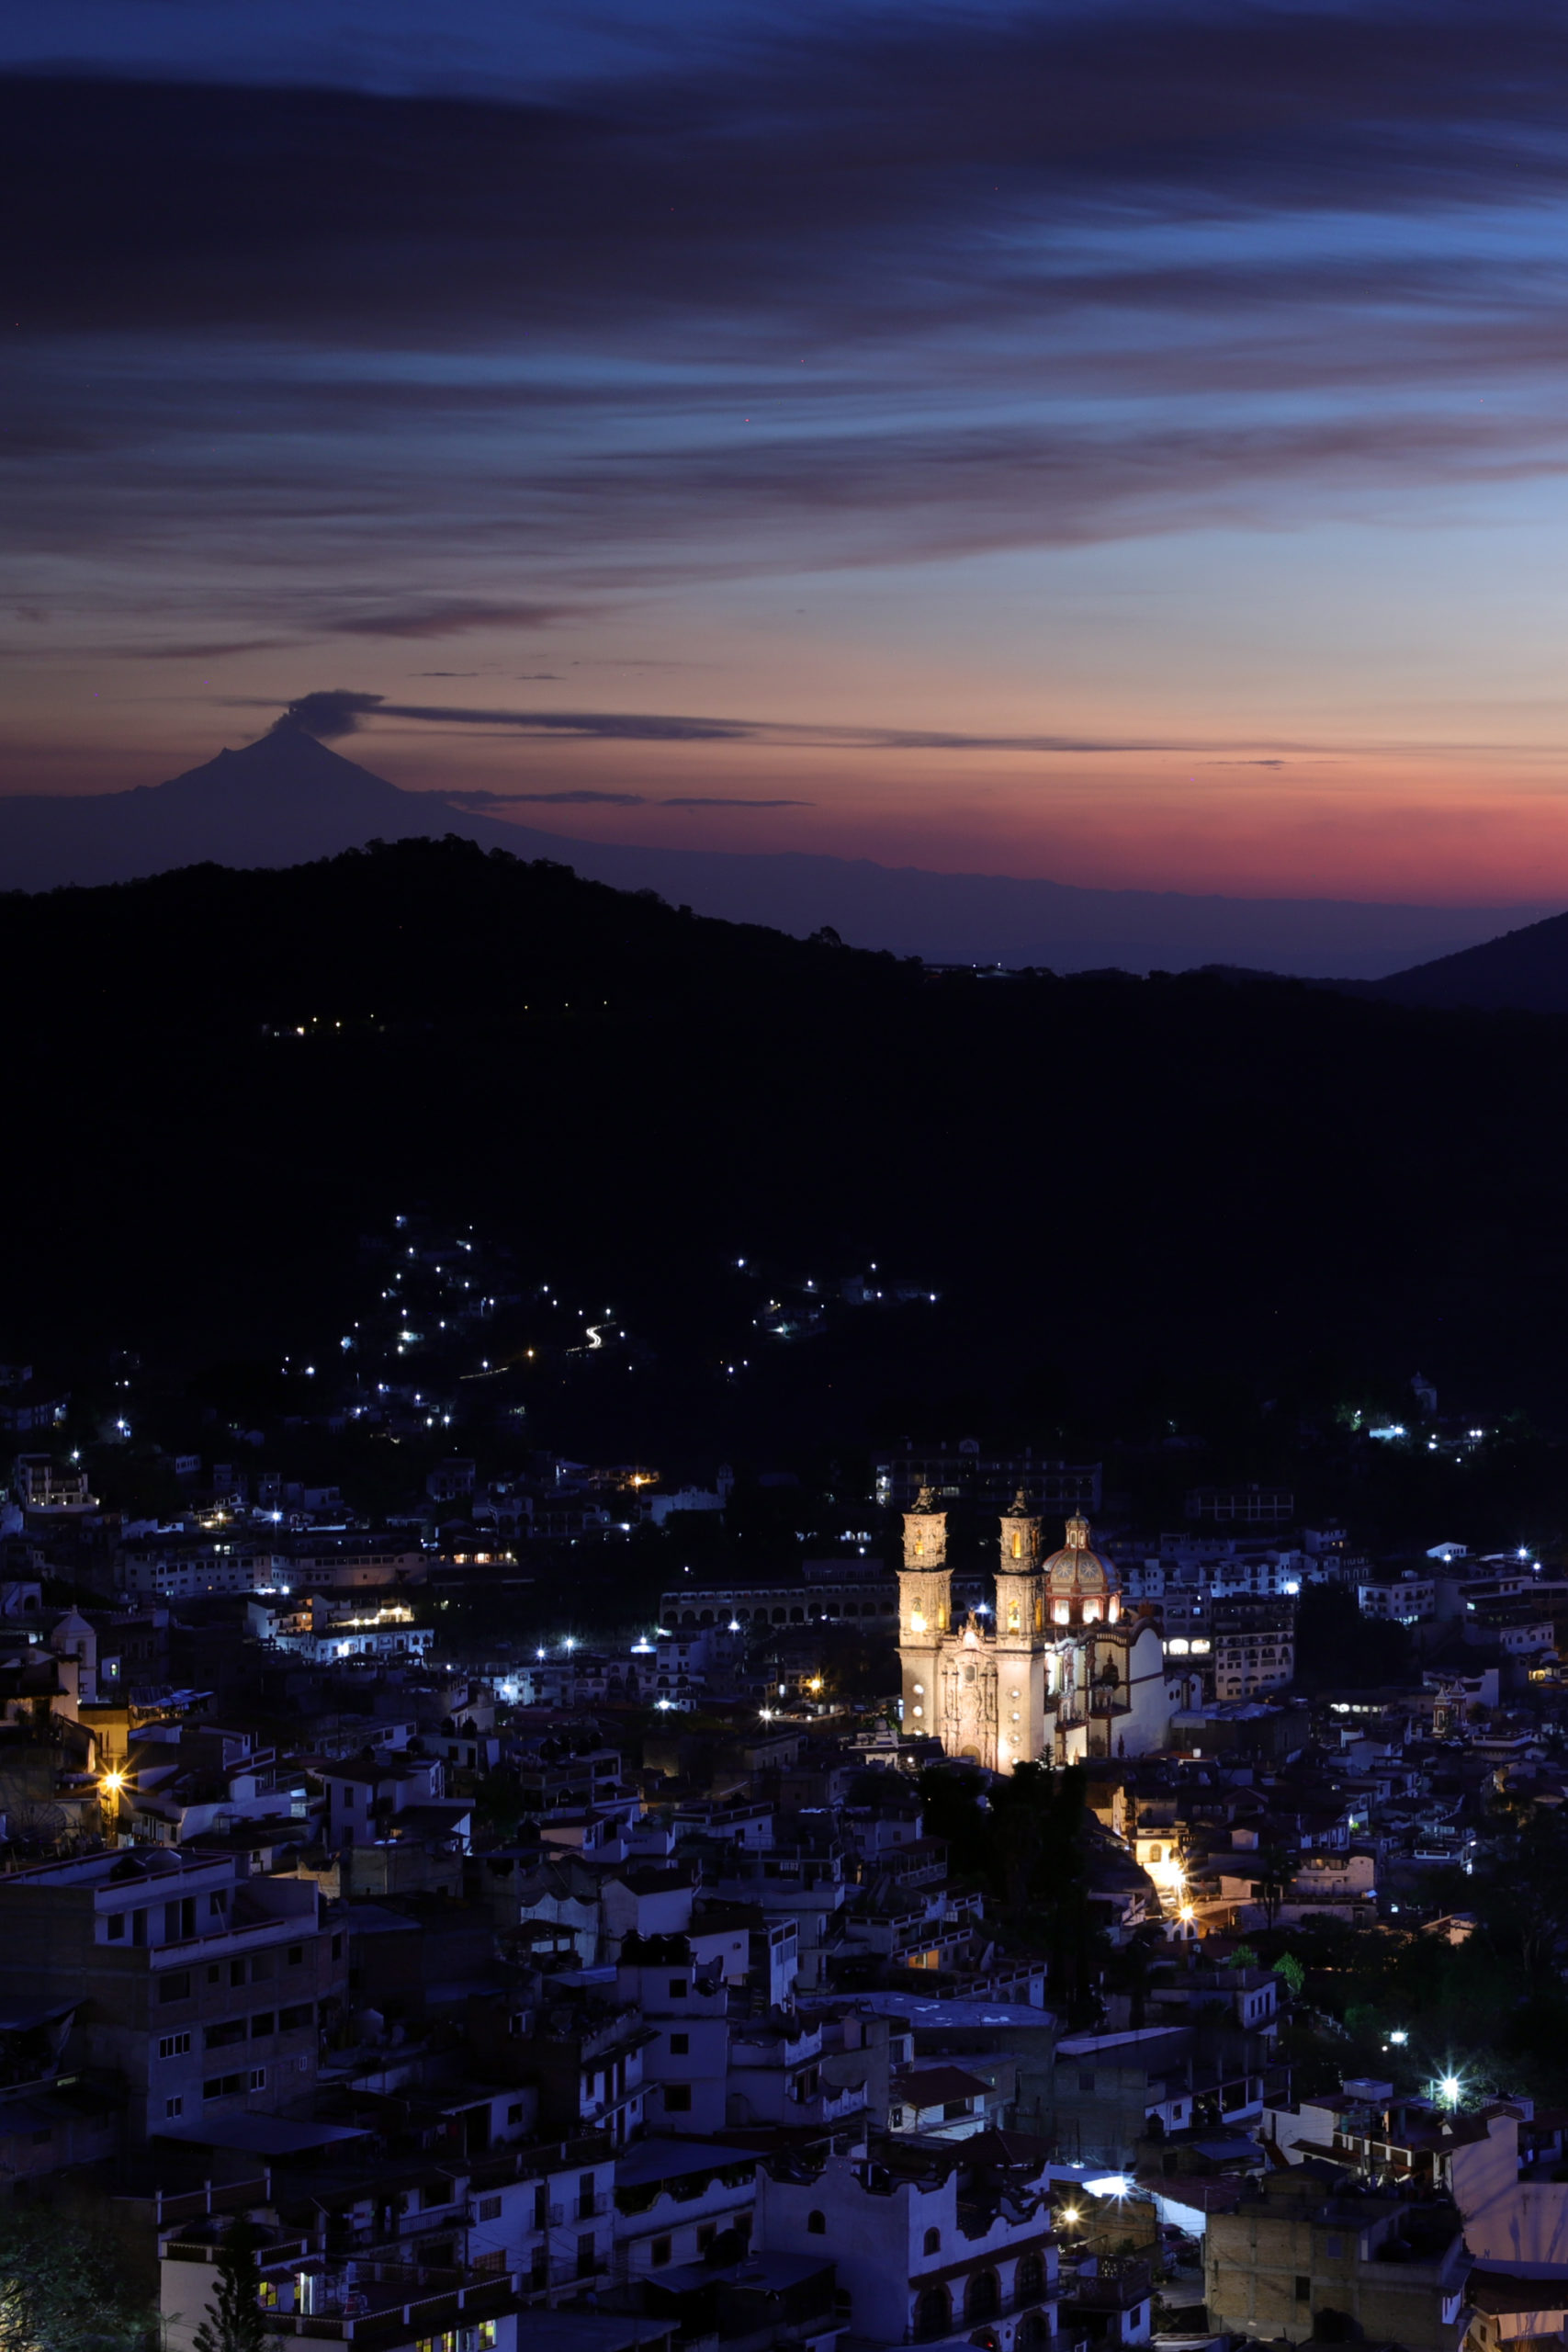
[0,1845,344,2141]
[1204,2170,1471,2349]
[1210,1599,1296,1701]
[756,2139,1058,2349]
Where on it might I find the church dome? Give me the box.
[1043,1514,1119,1600]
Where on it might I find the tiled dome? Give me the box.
[1043,1513,1118,1598]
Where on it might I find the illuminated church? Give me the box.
[897,1491,1169,1769]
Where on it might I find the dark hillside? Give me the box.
[6,836,1568,1440]
[1371,906,1568,1012]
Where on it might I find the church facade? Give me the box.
[897,1491,1170,1769]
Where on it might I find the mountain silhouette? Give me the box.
[0,723,1551,978]
[1369,906,1568,1012]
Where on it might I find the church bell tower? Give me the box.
[897,1487,950,1739]
[994,1489,1048,1770]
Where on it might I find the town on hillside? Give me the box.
[0,1345,1564,2352]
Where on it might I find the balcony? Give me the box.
[166,2247,531,2349]
[909,2282,1061,2342]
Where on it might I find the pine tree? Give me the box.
[191,2218,268,2352]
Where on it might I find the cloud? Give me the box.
[271,690,385,740]
[15,6,1568,662]
[319,598,565,639]
[437,786,814,808]
[442,787,649,806]
[15,12,1568,351]
[261,688,1174,752]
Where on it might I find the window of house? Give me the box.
[287,1945,304,1966]
[508,2104,523,2125]
[207,2020,246,2051]
[650,2238,671,2267]
[332,1935,343,1960]
[165,2098,183,2120]
[478,2197,502,2222]
[669,2033,689,2055]
[279,2004,312,2032]
[923,2228,942,2256]
[807,2211,827,2235]
[667,1979,687,1997]
[106,1914,125,1941]
[248,2068,265,2092]
[250,2013,275,2039]
[664,2086,693,2112]
[1295,2278,1311,2302]
[159,2032,191,2059]
[159,1971,192,2004]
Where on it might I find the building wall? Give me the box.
[0,1857,342,2141]
[1205,2199,1466,2348]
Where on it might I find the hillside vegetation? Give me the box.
[6,837,1568,1446]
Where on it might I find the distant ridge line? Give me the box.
[0,727,1553,982]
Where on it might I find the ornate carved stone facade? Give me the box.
[898,1492,1168,1768]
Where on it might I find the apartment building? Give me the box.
[0,1846,345,2140]
[1205,2170,1471,2349]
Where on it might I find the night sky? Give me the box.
[10,1,1568,901]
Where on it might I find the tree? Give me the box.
[1251,1847,1294,1934]
[0,2206,149,2352]
[191,2217,268,2352]
[1292,1585,1413,1692]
